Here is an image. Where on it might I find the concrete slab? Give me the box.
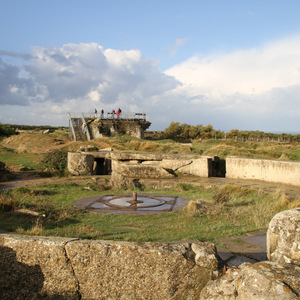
[215,229,267,266]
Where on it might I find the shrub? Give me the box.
[0,192,19,212]
[213,187,230,205]
[176,183,194,191]
[42,150,67,176]
[0,124,17,138]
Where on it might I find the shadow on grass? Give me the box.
[0,210,81,234]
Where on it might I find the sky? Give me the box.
[1,0,300,132]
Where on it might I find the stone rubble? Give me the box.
[200,261,300,299]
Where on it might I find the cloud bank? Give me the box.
[165,35,300,131]
[1,36,300,132]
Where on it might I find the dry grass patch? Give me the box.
[0,192,19,212]
[16,218,43,235]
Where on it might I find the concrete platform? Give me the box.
[215,229,267,267]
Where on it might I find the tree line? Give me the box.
[162,122,300,142]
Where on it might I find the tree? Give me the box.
[0,124,17,138]
[163,122,181,139]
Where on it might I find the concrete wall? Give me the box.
[68,151,300,187]
[86,119,152,139]
[226,157,300,186]
[0,233,219,299]
[68,151,219,179]
[1,209,299,299]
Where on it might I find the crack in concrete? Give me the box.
[176,160,193,171]
[162,160,193,175]
[63,239,82,300]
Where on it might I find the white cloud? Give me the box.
[163,35,300,130]
[0,43,180,127]
[166,36,300,96]
[1,37,300,132]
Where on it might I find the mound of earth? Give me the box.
[1,131,115,154]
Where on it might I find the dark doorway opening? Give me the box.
[94,158,111,175]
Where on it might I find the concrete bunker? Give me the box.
[68,150,300,187]
[68,112,152,140]
[68,151,223,178]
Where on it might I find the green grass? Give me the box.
[1,182,296,243]
[0,145,43,170]
[1,131,299,242]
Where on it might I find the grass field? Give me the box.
[1,181,299,242]
[1,129,300,173]
[0,129,299,242]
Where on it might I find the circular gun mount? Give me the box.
[75,193,190,215]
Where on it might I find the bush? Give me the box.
[42,150,67,176]
[0,192,19,212]
[213,187,230,205]
[0,124,17,138]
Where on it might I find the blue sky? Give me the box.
[1,0,300,132]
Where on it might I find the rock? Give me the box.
[110,159,175,189]
[65,240,218,299]
[80,145,99,152]
[200,261,300,299]
[192,241,220,278]
[267,208,300,265]
[0,233,220,299]
[0,234,79,299]
[67,152,94,175]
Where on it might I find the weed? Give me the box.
[42,149,67,176]
[16,186,31,194]
[0,192,19,212]
[177,183,194,191]
[16,218,43,235]
[232,238,244,244]
[0,182,297,242]
[213,187,230,205]
[185,201,200,217]
[288,198,300,209]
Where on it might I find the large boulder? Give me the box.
[67,152,94,175]
[0,233,221,299]
[65,240,220,300]
[200,261,300,299]
[267,208,300,265]
[110,159,174,189]
[0,234,78,299]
